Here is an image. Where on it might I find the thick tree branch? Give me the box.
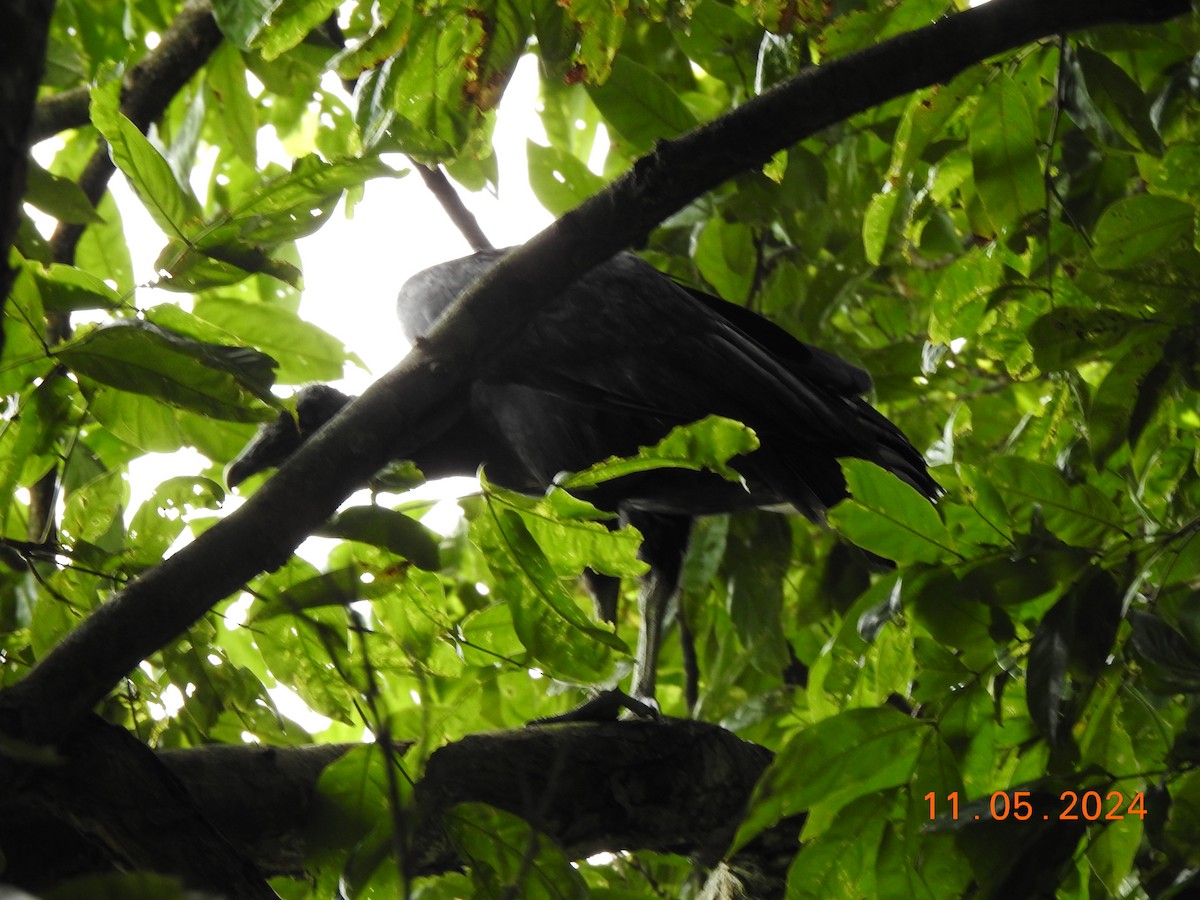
[0,0,58,359]
[410,720,781,881]
[1,716,279,897]
[0,0,1189,745]
[4,719,788,895]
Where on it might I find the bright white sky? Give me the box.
[293,57,555,391]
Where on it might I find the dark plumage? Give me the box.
[228,248,939,704]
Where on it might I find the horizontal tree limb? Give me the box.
[3,718,790,896]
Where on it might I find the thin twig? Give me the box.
[413,163,493,251]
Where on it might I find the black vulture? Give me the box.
[228,248,940,705]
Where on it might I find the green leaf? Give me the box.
[586,55,697,154]
[252,0,339,60]
[469,0,531,112]
[353,10,483,157]
[55,319,277,422]
[62,469,128,546]
[127,476,223,567]
[467,497,622,682]
[527,142,606,217]
[1076,47,1163,155]
[1027,307,1149,371]
[1149,143,1200,203]
[970,77,1042,232]
[73,194,134,298]
[316,506,442,571]
[558,416,758,491]
[154,238,303,291]
[251,566,388,620]
[867,66,988,264]
[1092,195,1194,269]
[89,80,202,238]
[862,188,901,266]
[1088,335,1166,468]
[333,0,415,79]
[694,216,755,303]
[517,491,646,581]
[957,557,1057,608]
[446,803,589,900]
[192,295,349,383]
[929,248,1003,344]
[906,569,994,671]
[370,568,463,678]
[153,153,399,293]
[256,602,358,723]
[205,44,258,164]
[212,0,276,49]
[785,794,888,898]
[1129,610,1200,692]
[23,161,104,225]
[828,460,955,565]
[214,155,403,246]
[566,0,628,83]
[889,65,988,179]
[460,603,528,668]
[732,707,928,852]
[310,744,396,851]
[989,457,1127,546]
[0,385,58,535]
[725,512,790,674]
[676,0,761,87]
[90,386,186,453]
[1086,802,1142,895]
[32,264,123,313]
[493,507,623,644]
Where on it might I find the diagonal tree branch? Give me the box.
[7,720,782,890]
[413,162,494,251]
[0,0,1189,745]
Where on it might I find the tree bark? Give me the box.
[0,0,58,359]
[3,718,791,896]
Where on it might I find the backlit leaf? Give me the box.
[970,77,1042,232]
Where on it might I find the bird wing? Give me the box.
[397,250,938,514]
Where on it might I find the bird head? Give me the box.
[225,385,352,489]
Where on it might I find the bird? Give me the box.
[227,248,940,707]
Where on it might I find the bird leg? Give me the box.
[626,513,693,707]
[678,600,699,714]
[629,567,676,705]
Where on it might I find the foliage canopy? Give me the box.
[2,0,1200,897]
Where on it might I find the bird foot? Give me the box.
[526,689,660,726]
